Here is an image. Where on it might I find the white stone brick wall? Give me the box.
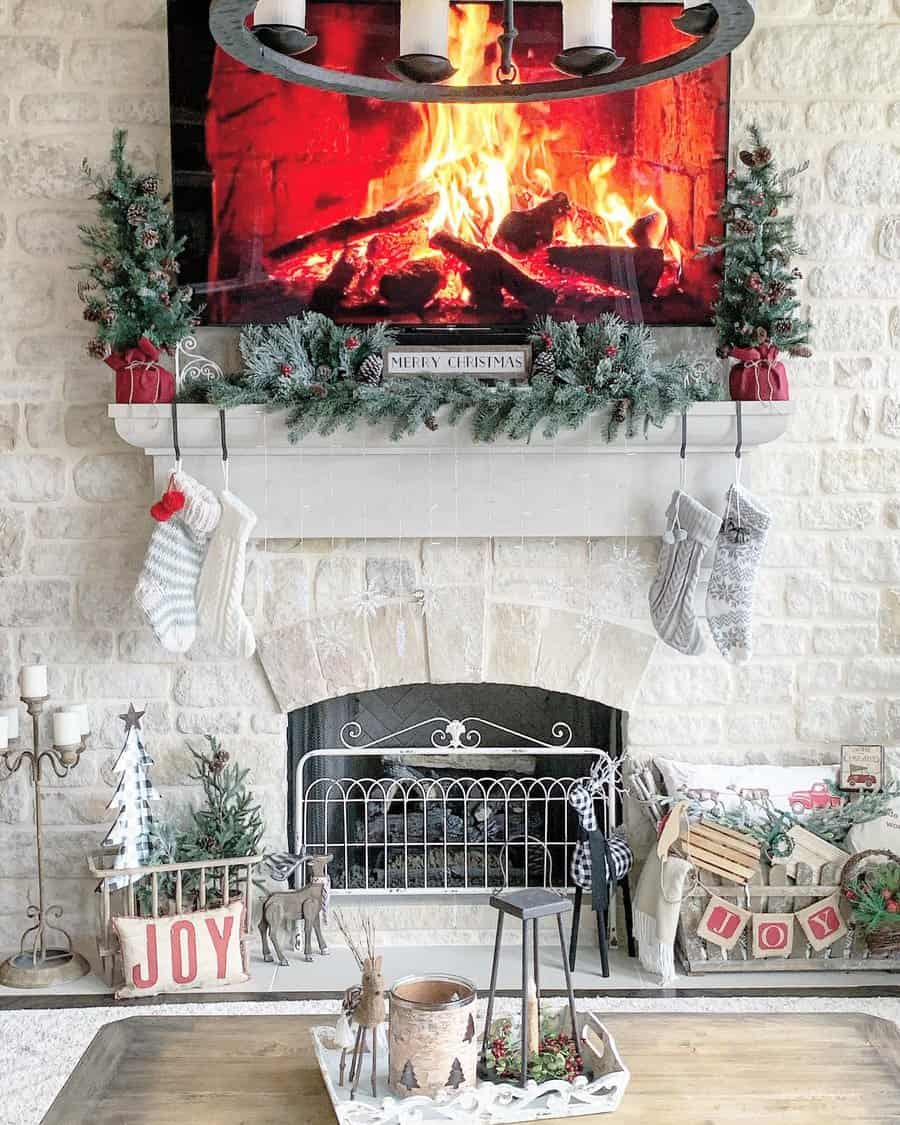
[0,1,899,955]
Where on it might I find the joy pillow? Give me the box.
[114,898,248,999]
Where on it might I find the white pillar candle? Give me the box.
[0,707,18,741]
[0,717,8,751]
[562,0,613,50]
[53,710,82,748]
[20,664,47,699]
[399,0,450,57]
[68,703,91,737]
[254,0,306,28]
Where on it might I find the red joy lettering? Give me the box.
[807,905,840,940]
[707,905,743,940]
[759,922,789,950]
[205,914,235,979]
[132,923,159,990]
[170,919,198,984]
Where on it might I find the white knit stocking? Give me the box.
[197,490,257,658]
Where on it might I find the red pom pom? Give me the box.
[346,336,360,349]
[605,346,618,357]
[888,900,900,914]
[280,363,294,377]
[150,501,170,522]
[161,488,185,514]
[541,334,552,348]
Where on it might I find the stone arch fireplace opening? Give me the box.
[287,683,624,898]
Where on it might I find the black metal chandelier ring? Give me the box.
[209,0,755,104]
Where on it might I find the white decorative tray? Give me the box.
[311,1013,630,1123]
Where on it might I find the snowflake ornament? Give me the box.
[315,617,352,662]
[345,588,384,620]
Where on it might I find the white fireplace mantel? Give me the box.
[110,401,794,538]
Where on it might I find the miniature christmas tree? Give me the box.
[399,1060,419,1091]
[176,736,265,865]
[78,129,196,360]
[702,126,812,364]
[102,704,161,889]
[446,1058,465,1090]
[464,1013,476,1043]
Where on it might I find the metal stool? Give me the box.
[481,888,580,1089]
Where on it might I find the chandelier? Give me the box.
[210,0,755,103]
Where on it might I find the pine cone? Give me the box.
[768,280,788,302]
[100,306,115,324]
[139,174,160,195]
[424,415,439,432]
[752,146,772,167]
[739,150,755,167]
[87,338,109,360]
[612,398,630,425]
[100,255,116,273]
[141,228,160,249]
[732,217,755,237]
[356,353,384,386]
[126,202,148,226]
[773,318,793,335]
[310,383,327,399]
[83,303,102,323]
[790,345,812,358]
[531,348,557,382]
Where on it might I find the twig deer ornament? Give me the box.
[335,912,386,1100]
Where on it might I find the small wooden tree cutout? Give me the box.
[446,1058,465,1090]
[463,1013,476,1043]
[399,1060,419,1091]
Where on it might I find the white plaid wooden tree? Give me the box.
[103,704,161,889]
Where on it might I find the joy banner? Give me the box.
[696,892,848,958]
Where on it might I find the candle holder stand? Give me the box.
[0,696,90,988]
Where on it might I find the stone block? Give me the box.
[29,540,143,578]
[173,661,277,711]
[637,655,731,706]
[0,403,18,452]
[879,215,900,260]
[65,403,118,447]
[368,599,428,688]
[731,102,801,136]
[849,394,876,442]
[786,573,831,617]
[764,534,829,570]
[795,212,872,258]
[882,396,900,438]
[40,788,111,826]
[813,304,885,352]
[797,661,843,693]
[833,586,880,620]
[827,142,900,206]
[0,509,26,576]
[261,555,311,629]
[881,589,900,653]
[786,358,832,389]
[727,709,795,743]
[483,603,542,687]
[0,826,101,875]
[312,554,364,616]
[118,629,177,664]
[832,536,900,581]
[365,557,416,598]
[18,629,112,664]
[800,499,876,530]
[847,658,900,692]
[583,622,657,712]
[0,368,56,402]
[313,612,374,699]
[0,136,152,199]
[812,624,878,656]
[24,402,63,447]
[176,710,244,736]
[0,579,70,626]
[753,622,812,657]
[784,391,842,443]
[732,662,795,704]
[13,0,94,29]
[33,503,145,539]
[834,356,886,389]
[0,263,53,330]
[886,499,900,529]
[422,538,488,586]
[0,772,31,825]
[73,453,151,501]
[92,700,169,753]
[77,579,142,628]
[822,449,900,492]
[256,620,327,712]
[251,712,286,735]
[64,367,113,402]
[628,709,722,747]
[797,697,879,742]
[105,0,164,28]
[810,262,900,300]
[107,94,169,126]
[81,664,170,700]
[0,34,59,83]
[17,94,100,126]
[68,39,165,86]
[751,448,817,495]
[533,610,594,700]
[425,585,484,684]
[806,99,883,133]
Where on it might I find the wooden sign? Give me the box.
[751,913,795,959]
[678,819,761,884]
[771,825,849,881]
[697,895,752,952]
[383,345,531,379]
[840,744,884,791]
[795,893,848,953]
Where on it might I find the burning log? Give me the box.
[378,262,443,311]
[309,251,355,312]
[494,192,571,256]
[269,192,438,263]
[628,211,668,250]
[430,231,555,314]
[548,245,665,298]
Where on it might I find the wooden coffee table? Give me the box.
[42,1011,900,1123]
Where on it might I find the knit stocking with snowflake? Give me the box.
[102,704,161,889]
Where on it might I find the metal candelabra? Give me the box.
[0,695,90,988]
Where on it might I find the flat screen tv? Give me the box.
[168,2,729,329]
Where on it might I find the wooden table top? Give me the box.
[43,1011,900,1124]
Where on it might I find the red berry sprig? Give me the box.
[280,363,294,377]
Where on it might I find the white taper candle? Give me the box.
[399,0,450,58]
[254,0,307,27]
[20,664,48,699]
[53,710,82,748]
[562,0,613,50]
[0,707,18,740]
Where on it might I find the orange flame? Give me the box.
[364,4,683,298]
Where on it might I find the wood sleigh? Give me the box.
[629,766,900,974]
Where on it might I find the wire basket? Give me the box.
[840,849,900,957]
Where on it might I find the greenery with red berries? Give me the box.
[844,863,900,932]
[483,1018,584,1084]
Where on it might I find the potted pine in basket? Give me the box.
[842,852,900,956]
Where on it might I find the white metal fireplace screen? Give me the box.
[294,717,619,895]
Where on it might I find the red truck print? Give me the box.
[789,783,843,814]
[847,772,877,789]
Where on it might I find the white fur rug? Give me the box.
[6,995,900,1125]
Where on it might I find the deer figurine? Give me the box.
[259,852,332,966]
[335,912,385,1100]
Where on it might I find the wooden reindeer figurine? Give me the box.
[335,913,385,1100]
[259,852,332,966]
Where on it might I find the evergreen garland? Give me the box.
[77,130,197,358]
[700,125,812,359]
[178,311,723,444]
